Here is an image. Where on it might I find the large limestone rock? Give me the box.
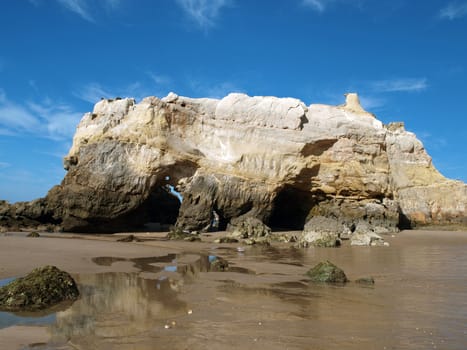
[1,93,466,232]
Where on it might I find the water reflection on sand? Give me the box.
[13,231,467,350]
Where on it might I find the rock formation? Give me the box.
[1,92,466,232]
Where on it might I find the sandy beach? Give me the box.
[1,230,466,349]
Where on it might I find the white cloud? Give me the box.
[302,0,363,12]
[0,89,82,140]
[75,81,158,104]
[103,0,123,11]
[302,0,327,12]
[358,95,386,110]
[176,0,232,28]
[439,2,467,20]
[28,101,83,140]
[74,82,114,104]
[31,0,124,22]
[28,0,41,6]
[415,131,447,151]
[148,72,172,86]
[372,78,428,92]
[189,80,244,98]
[0,162,10,169]
[56,0,94,22]
[0,101,41,131]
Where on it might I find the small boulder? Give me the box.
[228,217,271,240]
[243,238,271,246]
[355,277,375,285]
[117,234,141,242]
[350,222,388,246]
[299,216,342,248]
[306,260,348,283]
[27,231,41,238]
[184,235,201,242]
[167,228,200,240]
[0,265,80,311]
[214,237,239,243]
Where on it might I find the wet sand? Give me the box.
[0,230,466,349]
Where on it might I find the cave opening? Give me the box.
[138,175,185,232]
[268,185,316,230]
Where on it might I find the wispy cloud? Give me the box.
[0,162,10,169]
[176,0,232,28]
[0,89,82,140]
[439,2,467,20]
[75,81,159,104]
[31,0,124,22]
[302,0,363,13]
[302,0,327,12]
[189,80,244,98]
[148,72,172,86]
[56,0,94,22]
[74,82,114,104]
[358,95,386,110]
[415,131,448,151]
[372,78,428,92]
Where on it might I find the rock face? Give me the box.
[0,265,79,311]
[1,92,466,232]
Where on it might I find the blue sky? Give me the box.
[0,0,466,202]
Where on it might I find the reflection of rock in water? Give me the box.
[47,254,246,348]
[51,272,186,345]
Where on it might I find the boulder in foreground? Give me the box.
[306,261,348,283]
[0,265,79,311]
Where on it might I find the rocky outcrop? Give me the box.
[1,92,466,232]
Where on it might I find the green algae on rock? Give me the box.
[0,265,79,311]
[306,261,348,283]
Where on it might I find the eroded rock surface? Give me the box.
[1,92,465,232]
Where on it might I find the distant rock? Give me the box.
[227,217,272,240]
[116,234,141,242]
[1,92,465,233]
[355,277,375,285]
[214,237,239,244]
[0,265,79,311]
[27,231,41,238]
[306,261,348,283]
[350,221,389,246]
[299,216,342,247]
